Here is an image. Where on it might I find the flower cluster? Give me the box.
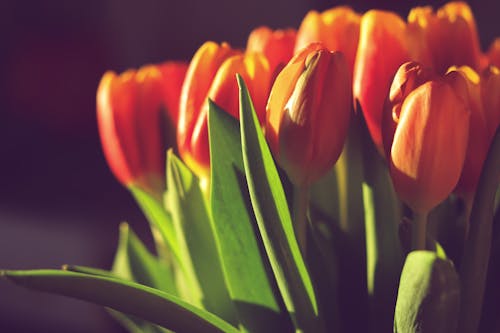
[4,3,499,333]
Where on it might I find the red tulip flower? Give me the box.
[97,62,186,196]
[295,6,360,80]
[266,43,351,186]
[246,26,297,81]
[389,78,470,214]
[178,41,272,177]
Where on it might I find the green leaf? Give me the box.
[65,264,172,333]
[357,109,403,332]
[208,100,292,332]
[166,151,238,325]
[459,128,500,333]
[237,75,320,332]
[111,222,176,295]
[394,251,460,333]
[129,186,181,265]
[1,269,240,333]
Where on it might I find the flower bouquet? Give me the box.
[3,2,499,332]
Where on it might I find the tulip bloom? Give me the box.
[407,2,482,74]
[389,79,470,214]
[295,6,360,80]
[353,10,416,153]
[266,42,351,186]
[178,41,272,177]
[97,63,185,196]
[246,26,296,80]
[382,62,436,159]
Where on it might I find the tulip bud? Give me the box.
[178,41,272,177]
[353,10,415,153]
[389,80,470,214]
[382,61,436,159]
[407,2,482,74]
[246,26,296,80]
[97,64,182,196]
[295,6,360,80]
[266,43,351,186]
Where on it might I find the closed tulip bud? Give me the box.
[382,61,436,159]
[97,65,175,196]
[246,26,296,80]
[266,43,351,186]
[178,41,272,177]
[353,10,416,153]
[407,2,482,74]
[389,80,470,214]
[295,6,360,80]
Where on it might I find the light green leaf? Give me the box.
[1,269,240,333]
[129,186,180,265]
[166,151,238,325]
[208,100,292,332]
[237,75,320,332]
[111,222,176,295]
[394,251,460,333]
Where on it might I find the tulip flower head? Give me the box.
[97,64,181,196]
[266,42,351,186]
[353,10,415,153]
[382,61,436,159]
[389,77,470,214]
[407,2,482,74]
[178,41,272,178]
[295,6,360,80]
[246,26,296,80]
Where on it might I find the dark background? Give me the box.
[0,0,498,332]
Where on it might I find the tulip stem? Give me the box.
[412,211,428,250]
[293,185,310,254]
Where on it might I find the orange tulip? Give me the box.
[295,6,360,80]
[97,63,184,195]
[246,26,296,80]
[266,43,351,186]
[389,79,470,214]
[382,61,436,160]
[407,2,482,74]
[353,10,416,153]
[178,41,272,177]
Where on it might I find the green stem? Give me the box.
[293,185,310,254]
[412,211,428,250]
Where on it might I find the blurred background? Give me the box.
[0,0,498,332]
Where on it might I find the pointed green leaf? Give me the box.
[129,186,180,265]
[1,269,239,333]
[208,100,292,332]
[166,152,238,325]
[237,75,319,332]
[394,251,460,333]
[112,222,176,295]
